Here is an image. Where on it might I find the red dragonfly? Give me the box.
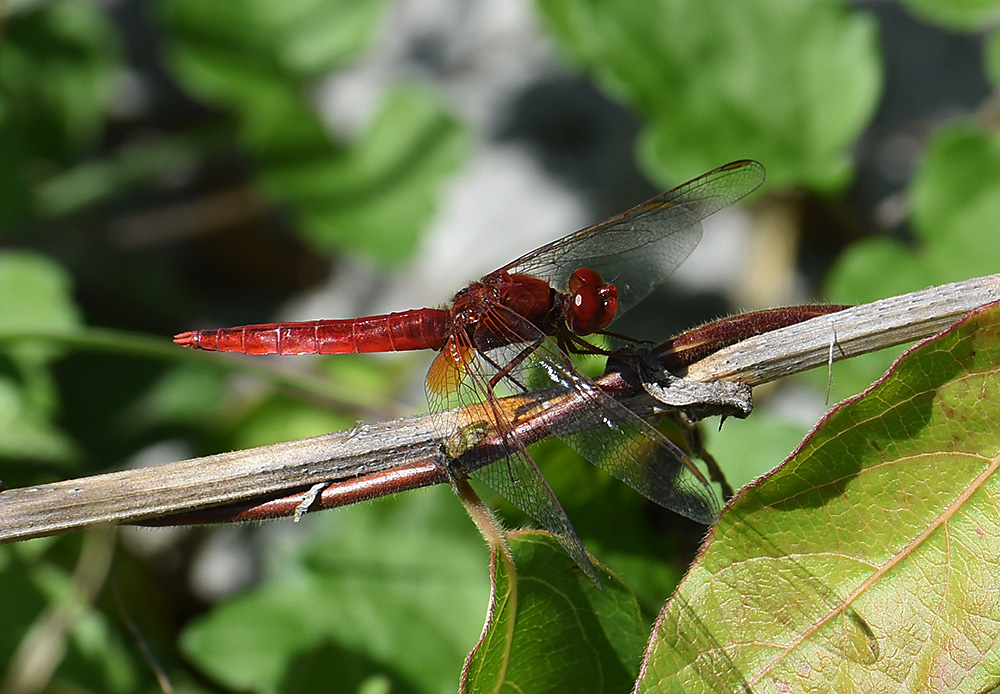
[175,160,765,583]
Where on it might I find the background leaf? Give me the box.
[826,124,1000,401]
[536,0,882,191]
[161,0,467,265]
[0,251,82,464]
[828,124,1000,301]
[0,1,118,228]
[897,0,1000,31]
[181,487,489,694]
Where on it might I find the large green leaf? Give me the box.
[462,532,647,694]
[638,302,1000,692]
[536,0,881,191]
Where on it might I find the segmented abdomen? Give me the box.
[173,309,450,354]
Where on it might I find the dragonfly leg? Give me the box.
[451,475,515,569]
[485,337,545,392]
[558,329,651,358]
[558,332,611,356]
[664,411,736,501]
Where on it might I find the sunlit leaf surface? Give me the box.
[639,303,1000,693]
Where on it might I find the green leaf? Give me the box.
[909,126,1000,278]
[704,414,823,492]
[637,302,1000,692]
[898,0,1000,30]
[985,28,1000,88]
[462,532,647,694]
[911,126,1000,237]
[536,0,882,191]
[0,252,82,342]
[825,238,935,306]
[258,0,387,75]
[181,487,489,694]
[0,1,117,153]
[0,252,82,463]
[0,375,77,463]
[34,136,204,218]
[161,0,385,87]
[136,364,229,428]
[224,394,358,450]
[275,641,396,694]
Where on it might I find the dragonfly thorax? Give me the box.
[450,271,563,350]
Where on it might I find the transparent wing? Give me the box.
[498,160,765,316]
[506,327,722,525]
[426,326,600,585]
[434,302,720,527]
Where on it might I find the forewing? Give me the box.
[426,329,600,585]
[500,160,765,316]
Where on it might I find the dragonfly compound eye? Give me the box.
[567,267,603,294]
[568,281,618,335]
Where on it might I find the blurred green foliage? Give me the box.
[0,252,82,464]
[900,0,1000,30]
[0,1,117,226]
[537,0,882,191]
[181,487,490,694]
[824,124,1000,401]
[2,0,999,692]
[161,0,467,263]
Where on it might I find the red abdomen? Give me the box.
[174,309,449,355]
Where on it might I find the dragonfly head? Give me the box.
[566,267,618,335]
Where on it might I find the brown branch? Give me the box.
[1,273,997,544]
[682,273,1000,385]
